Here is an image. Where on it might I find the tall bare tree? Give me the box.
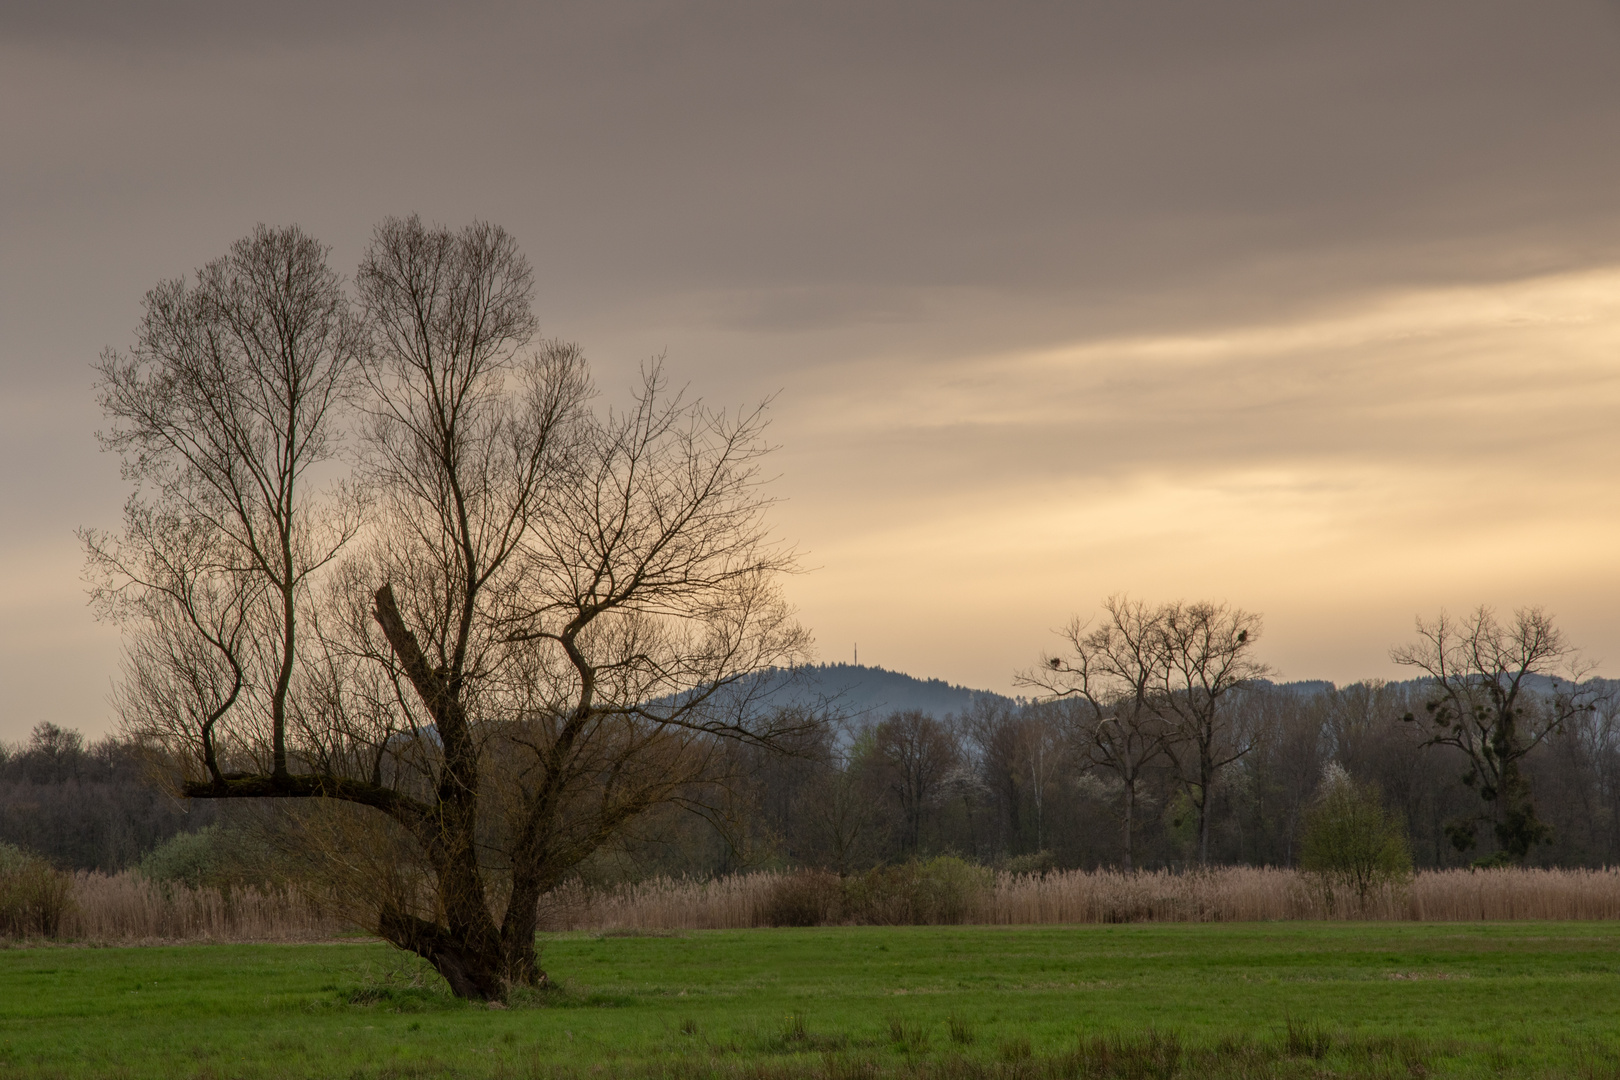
[1153,601,1270,865]
[963,699,1029,855]
[1025,597,1267,866]
[1020,596,1173,870]
[93,217,813,1000]
[871,710,961,856]
[1017,705,1070,855]
[1393,606,1595,863]
[797,724,889,875]
[86,225,360,784]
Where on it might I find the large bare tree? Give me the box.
[92,217,812,1000]
[1393,606,1595,863]
[1152,601,1270,865]
[1020,596,1173,870]
[871,710,961,856]
[1025,597,1268,866]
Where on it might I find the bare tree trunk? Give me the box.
[271,576,295,779]
[498,873,548,988]
[377,908,505,1001]
[1030,750,1044,852]
[370,583,512,999]
[1198,745,1214,865]
[1199,797,1211,865]
[1121,779,1135,872]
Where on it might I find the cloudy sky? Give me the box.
[4,1,1620,741]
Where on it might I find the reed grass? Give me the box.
[546,865,1620,931]
[35,870,342,943]
[13,864,1620,944]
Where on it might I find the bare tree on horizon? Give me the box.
[1395,606,1598,864]
[1019,596,1174,871]
[1024,596,1270,866]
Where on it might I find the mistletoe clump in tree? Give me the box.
[1394,607,1594,865]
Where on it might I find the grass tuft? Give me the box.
[1073,1030,1181,1078]
[1283,1014,1332,1060]
[996,1035,1032,1063]
[888,1017,930,1054]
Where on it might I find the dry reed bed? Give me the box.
[56,871,342,943]
[20,866,1620,944]
[543,874,779,932]
[550,867,1620,932]
[988,867,1620,923]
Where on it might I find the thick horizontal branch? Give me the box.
[180,772,431,823]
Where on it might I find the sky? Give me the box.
[4,1,1620,741]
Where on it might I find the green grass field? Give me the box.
[3,923,1620,1078]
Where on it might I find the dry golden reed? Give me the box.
[547,866,1620,932]
[54,871,342,943]
[26,866,1620,943]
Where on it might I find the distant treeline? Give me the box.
[7,676,1620,875]
[624,680,1620,876]
[0,724,215,871]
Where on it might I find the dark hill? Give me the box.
[744,663,1018,725]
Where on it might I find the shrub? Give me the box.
[845,856,990,925]
[138,825,226,890]
[0,843,75,938]
[912,855,992,923]
[756,857,993,927]
[1300,764,1413,913]
[759,869,842,927]
[136,817,296,895]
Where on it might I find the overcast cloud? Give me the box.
[4,1,1620,739]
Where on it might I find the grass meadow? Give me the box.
[5,922,1620,1078]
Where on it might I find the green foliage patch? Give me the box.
[760,857,993,927]
[2,922,1620,1077]
[1299,766,1414,913]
